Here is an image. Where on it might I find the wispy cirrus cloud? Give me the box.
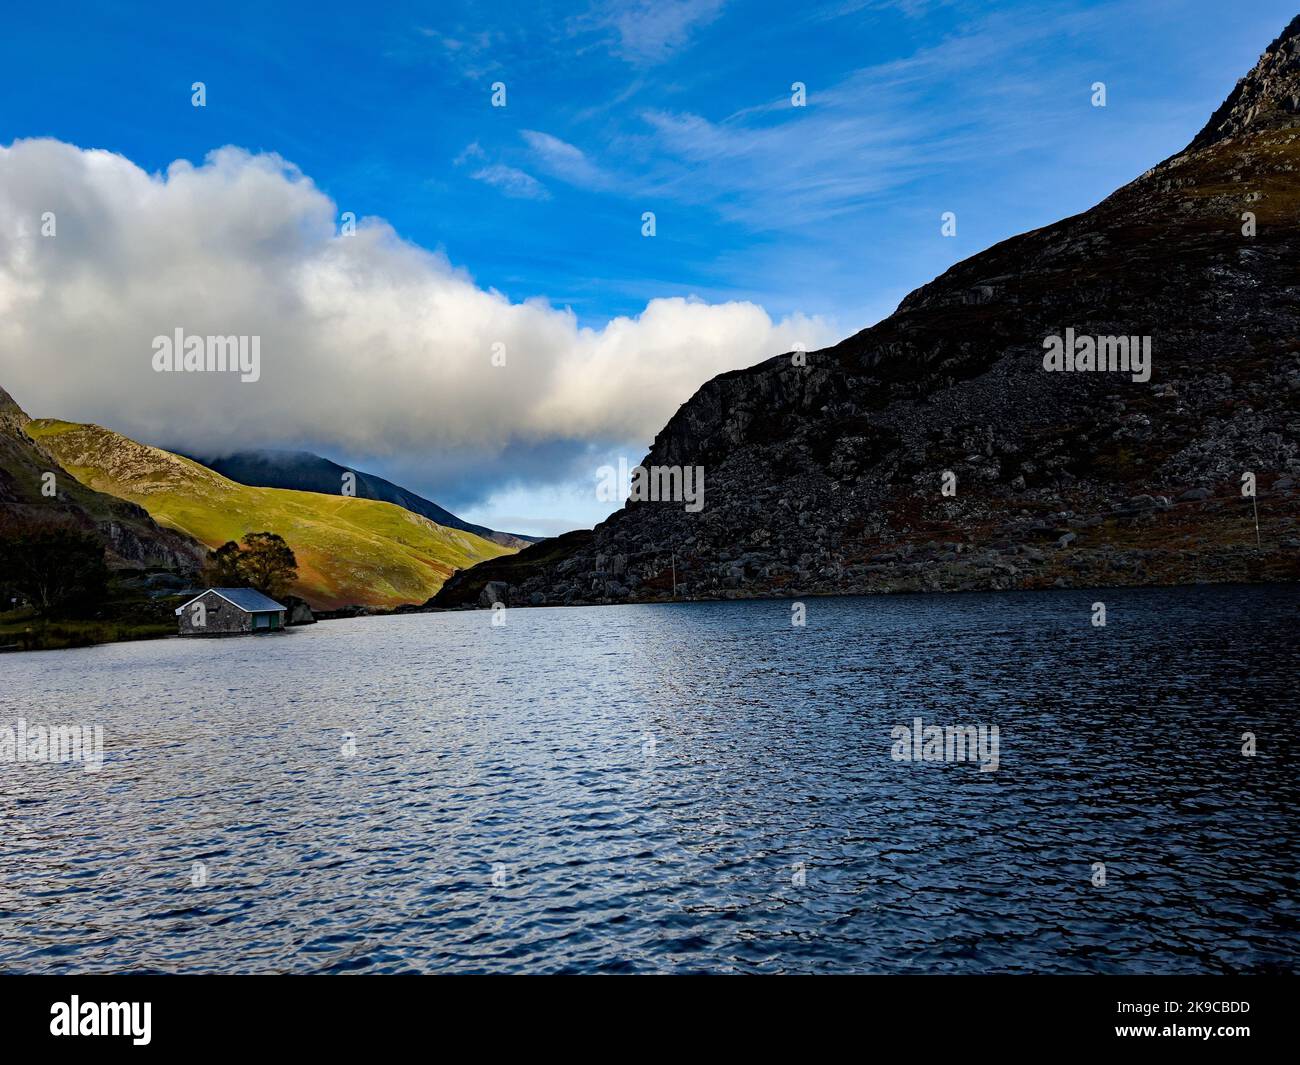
[572,0,727,66]
[469,163,550,200]
[422,4,1114,231]
[529,4,1121,229]
[412,24,507,80]
[455,142,550,201]
[520,130,615,190]
[810,0,946,21]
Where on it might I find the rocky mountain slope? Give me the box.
[188,449,536,549]
[434,15,1300,609]
[0,385,202,572]
[28,418,513,609]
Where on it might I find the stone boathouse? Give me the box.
[175,588,288,636]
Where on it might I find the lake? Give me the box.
[1,584,1297,973]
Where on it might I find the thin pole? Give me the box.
[671,551,677,599]
[1253,493,1261,548]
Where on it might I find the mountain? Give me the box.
[187,449,536,549]
[0,386,203,572]
[433,16,1300,609]
[28,419,513,609]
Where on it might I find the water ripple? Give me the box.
[1,584,1297,973]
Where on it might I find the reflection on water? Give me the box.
[1,584,1297,973]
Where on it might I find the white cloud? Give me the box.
[0,138,836,465]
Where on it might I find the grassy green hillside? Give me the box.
[28,419,513,609]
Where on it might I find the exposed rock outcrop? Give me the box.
[1189,14,1300,151]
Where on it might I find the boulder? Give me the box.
[283,595,316,626]
[479,580,510,608]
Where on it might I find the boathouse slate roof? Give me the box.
[174,588,287,615]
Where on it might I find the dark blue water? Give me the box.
[1,584,1297,973]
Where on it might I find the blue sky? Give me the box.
[2,0,1296,534]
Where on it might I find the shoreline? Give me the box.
[7,573,1295,654]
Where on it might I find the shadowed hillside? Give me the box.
[434,15,1300,609]
[189,449,537,550]
[1,385,202,573]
